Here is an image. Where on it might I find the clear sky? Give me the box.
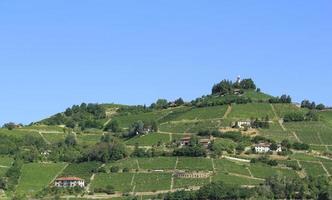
[0,0,331,125]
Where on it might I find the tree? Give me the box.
[155,99,168,109]
[65,133,77,146]
[104,120,121,132]
[316,104,326,110]
[151,120,158,132]
[2,122,17,130]
[239,78,256,90]
[174,98,185,106]
[212,80,233,95]
[128,121,144,136]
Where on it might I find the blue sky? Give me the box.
[0,0,331,125]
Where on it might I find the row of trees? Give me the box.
[269,94,292,104]
[301,100,326,110]
[283,110,319,122]
[41,103,106,130]
[212,78,256,95]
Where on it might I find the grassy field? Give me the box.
[300,161,327,177]
[91,173,134,193]
[137,157,177,170]
[243,91,272,102]
[16,163,66,195]
[259,123,296,142]
[285,122,332,145]
[113,109,172,128]
[77,134,102,145]
[177,157,213,171]
[134,173,172,192]
[0,167,8,178]
[125,133,170,146]
[249,164,298,179]
[0,128,42,139]
[107,158,139,172]
[42,132,66,143]
[289,153,320,161]
[172,106,228,121]
[228,103,275,120]
[319,111,332,128]
[213,172,263,186]
[61,162,101,183]
[0,156,14,167]
[272,104,307,118]
[21,125,64,132]
[173,177,210,189]
[214,159,250,176]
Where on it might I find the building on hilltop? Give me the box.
[54,177,85,188]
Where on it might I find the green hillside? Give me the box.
[0,78,331,199]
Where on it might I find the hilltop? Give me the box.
[0,78,332,199]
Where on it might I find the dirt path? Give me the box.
[292,132,302,143]
[247,167,254,178]
[223,156,251,163]
[223,105,232,119]
[320,161,331,176]
[174,157,179,170]
[0,165,10,168]
[136,159,140,170]
[296,160,307,178]
[211,159,216,172]
[38,131,51,145]
[228,173,264,181]
[49,163,69,185]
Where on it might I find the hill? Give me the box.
[0,78,332,199]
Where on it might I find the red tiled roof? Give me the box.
[55,177,84,181]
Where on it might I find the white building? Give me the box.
[254,143,271,153]
[54,177,85,188]
[236,121,251,129]
[254,143,283,153]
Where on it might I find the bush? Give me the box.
[110,166,120,173]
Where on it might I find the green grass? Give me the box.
[284,122,332,145]
[177,157,213,171]
[0,167,9,178]
[16,163,66,195]
[172,106,228,121]
[214,159,250,176]
[113,109,172,128]
[125,133,170,146]
[289,153,319,161]
[159,122,193,133]
[134,173,172,192]
[249,164,298,179]
[310,145,328,152]
[77,134,102,145]
[0,128,42,139]
[61,162,101,183]
[91,173,134,193]
[301,161,327,177]
[173,177,210,189]
[107,158,139,172]
[319,111,332,128]
[0,156,14,167]
[321,161,332,175]
[213,172,263,186]
[21,125,64,132]
[259,123,296,142]
[243,91,272,102]
[137,157,177,170]
[272,104,307,118]
[42,132,66,143]
[228,103,275,120]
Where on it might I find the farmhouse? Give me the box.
[54,177,85,188]
[180,136,213,148]
[254,143,282,153]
